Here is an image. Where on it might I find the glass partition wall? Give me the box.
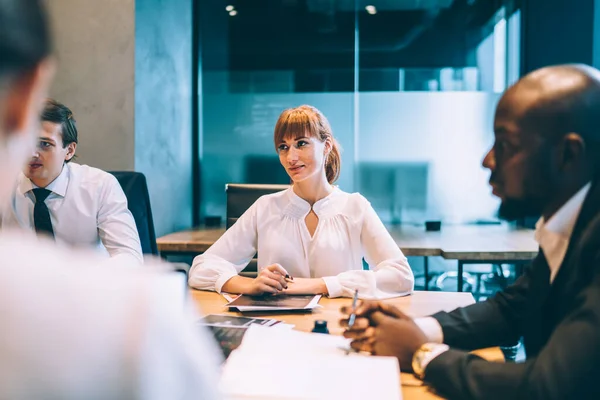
[197,0,521,226]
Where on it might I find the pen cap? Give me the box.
[311,320,329,334]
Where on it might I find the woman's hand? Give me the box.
[222,265,328,296]
[247,263,290,295]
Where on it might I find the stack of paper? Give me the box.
[226,294,322,313]
[219,325,402,400]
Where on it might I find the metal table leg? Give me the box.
[424,256,429,290]
[457,260,464,292]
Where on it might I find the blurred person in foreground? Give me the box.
[0,0,221,398]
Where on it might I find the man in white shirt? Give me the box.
[342,64,600,399]
[1,99,143,264]
[0,0,221,398]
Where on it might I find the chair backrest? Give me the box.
[109,171,158,255]
[225,183,289,229]
[226,183,289,277]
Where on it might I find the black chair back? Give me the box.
[109,171,158,255]
[225,183,289,229]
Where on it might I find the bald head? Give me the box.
[484,64,600,221]
[499,64,600,147]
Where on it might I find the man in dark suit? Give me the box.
[341,64,600,400]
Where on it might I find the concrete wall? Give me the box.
[135,0,193,236]
[46,0,136,170]
[46,0,194,237]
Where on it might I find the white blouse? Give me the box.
[189,187,414,299]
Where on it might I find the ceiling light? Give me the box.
[229,10,238,16]
[365,5,377,14]
[226,5,234,12]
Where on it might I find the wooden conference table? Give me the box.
[191,290,504,400]
[161,224,538,291]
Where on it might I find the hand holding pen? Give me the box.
[340,299,419,356]
[248,263,291,295]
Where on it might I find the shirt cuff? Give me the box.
[414,317,444,343]
[215,272,238,293]
[322,276,344,298]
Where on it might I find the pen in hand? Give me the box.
[345,289,359,355]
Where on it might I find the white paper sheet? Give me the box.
[219,325,402,400]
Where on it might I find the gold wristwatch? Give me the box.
[412,343,450,379]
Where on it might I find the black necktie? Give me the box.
[32,188,54,238]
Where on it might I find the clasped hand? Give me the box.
[339,301,428,371]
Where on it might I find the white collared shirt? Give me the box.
[1,163,143,264]
[189,187,414,299]
[534,182,591,282]
[0,229,222,399]
[415,182,592,358]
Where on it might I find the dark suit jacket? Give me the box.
[425,180,600,400]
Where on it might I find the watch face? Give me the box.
[413,343,451,379]
[412,348,427,378]
[412,343,445,379]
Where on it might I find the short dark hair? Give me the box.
[0,0,51,79]
[42,99,78,157]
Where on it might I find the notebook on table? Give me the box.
[204,325,247,359]
[226,294,322,312]
[200,314,282,327]
[198,314,293,359]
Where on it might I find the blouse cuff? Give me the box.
[322,276,344,298]
[215,272,238,293]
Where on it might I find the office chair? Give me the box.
[225,183,289,276]
[109,171,189,275]
[109,171,157,255]
[226,183,289,229]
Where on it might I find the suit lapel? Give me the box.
[524,180,600,356]
[550,180,600,292]
[523,249,551,356]
[531,179,600,357]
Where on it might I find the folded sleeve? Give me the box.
[323,198,414,299]
[97,175,144,265]
[188,201,259,292]
[423,255,600,400]
[425,277,600,399]
[432,257,535,351]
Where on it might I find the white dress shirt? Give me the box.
[533,182,591,282]
[1,163,143,264]
[189,187,414,299]
[0,229,222,399]
[414,182,592,363]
